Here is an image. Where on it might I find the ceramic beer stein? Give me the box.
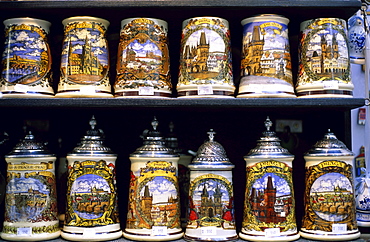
[348,9,366,64]
[239,117,299,241]
[0,18,54,98]
[57,16,112,97]
[61,116,122,241]
[1,131,60,241]
[354,146,370,226]
[300,130,360,241]
[296,18,353,98]
[237,14,295,98]
[185,129,237,241]
[123,117,183,241]
[115,17,172,98]
[177,16,235,98]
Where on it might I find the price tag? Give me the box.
[332,223,347,233]
[323,81,339,90]
[83,228,96,237]
[264,228,280,237]
[139,86,154,95]
[151,226,167,236]
[80,86,96,94]
[14,84,29,92]
[200,227,217,235]
[197,85,213,95]
[17,227,32,236]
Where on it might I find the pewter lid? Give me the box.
[68,116,116,157]
[189,129,234,169]
[6,131,54,158]
[305,129,354,156]
[131,117,178,158]
[245,117,293,159]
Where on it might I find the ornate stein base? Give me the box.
[299,229,360,241]
[296,82,353,98]
[177,85,235,98]
[61,224,122,241]
[115,89,171,98]
[185,229,238,241]
[1,92,54,98]
[123,229,183,241]
[239,231,300,242]
[1,225,60,241]
[55,91,113,98]
[237,76,296,98]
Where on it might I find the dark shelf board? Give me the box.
[0,98,364,111]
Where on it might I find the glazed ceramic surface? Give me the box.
[239,118,299,242]
[348,10,366,64]
[61,117,121,241]
[238,14,295,98]
[115,18,171,98]
[296,18,353,98]
[56,16,112,98]
[123,118,183,241]
[1,132,60,241]
[177,17,235,98]
[0,18,54,98]
[185,130,237,241]
[300,131,360,241]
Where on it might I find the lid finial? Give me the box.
[89,115,97,130]
[264,116,272,131]
[151,117,159,131]
[207,129,216,142]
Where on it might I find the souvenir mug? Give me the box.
[185,129,237,241]
[57,16,112,97]
[177,17,235,98]
[239,117,299,241]
[296,18,353,98]
[123,117,183,241]
[1,131,60,241]
[115,17,172,98]
[300,130,360,241]
[0,18,54,97]
[61,116,122,241]
[348,10,366,64]
[354,146,370,226]
[237,14,295,98]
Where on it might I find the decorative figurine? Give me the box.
[0,18,54,97]
[123,117,183,241]
[115,17,172,98]
[61,116,122,241]
[300,130,360,241]
[185,129,237,241]
[296,18,354,98]
[237,14,296,98]
[1,131,60,241]
[177,16,235,98]
[56,16,112,97]
[239,117,299,241]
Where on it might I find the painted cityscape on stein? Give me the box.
[1,25,50,84]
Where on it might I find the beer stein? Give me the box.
[238,14,295,98]
[123,117,183,241]
[296,18,353,98]
[300,130,360,240]
[57,16,112,97]
[1,131,60,241]
[177,17,235,98]
[185,129,237,241]
[239,117,299,241]
[61,116,122,241]
[115,17,172,98]
[0,18,54,97]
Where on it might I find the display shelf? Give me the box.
[0,98,365,111]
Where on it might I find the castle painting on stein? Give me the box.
[238,14,295,98]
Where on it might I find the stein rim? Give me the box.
[62,16,110,28]
[120,17,168,29]
[3,17,51,32]
[241,14,289,26]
